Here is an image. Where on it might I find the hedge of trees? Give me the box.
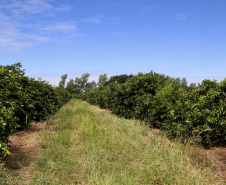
[0,63,71,158]
[81,71,226,149]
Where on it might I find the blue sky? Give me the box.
[0,0,226,86]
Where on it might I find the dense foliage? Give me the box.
[0,63,71,157]
[104,74,134,86]
[82,71,226,149]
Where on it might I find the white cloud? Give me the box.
[0,18,50,52]
[0,11,50,51]
[2,0,72,19]
[5,0,54,16]
[173,13,187,21]
[0,1,76,52]
[0,35,49,52]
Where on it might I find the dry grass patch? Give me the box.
[1,121,57,184]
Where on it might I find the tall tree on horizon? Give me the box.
[65,73,92,94]
[74,73,90,93]
[58,74,68,89]
[98,73,108,86]
[181,77,188,87]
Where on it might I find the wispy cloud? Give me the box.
[82,15,105,25]
[41,22,77,34]
[0,31,50,52]
[0,11,49,51]
[2,0,72,16]
[81,15,119,25]
[4,0,54,17]
[173,13,187,21]
[0,0,76,52]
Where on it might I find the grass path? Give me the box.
[1,99,222,184]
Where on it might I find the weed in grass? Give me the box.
[0,163,22,185]
[7,154,31,170]
[46,115,54,125]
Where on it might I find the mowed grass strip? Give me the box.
[29,100,85,184]
[29,99,220,184]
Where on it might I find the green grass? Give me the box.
[1,99,222,184]
[74,100,219,184]
[7,153,31,170]
[0,163,22,185]
[30,100,83,184]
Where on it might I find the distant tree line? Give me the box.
[58,72,197,94]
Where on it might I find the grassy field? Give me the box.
[0,99,222,184]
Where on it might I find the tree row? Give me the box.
[68,71,226,149]
[0,63,71,158]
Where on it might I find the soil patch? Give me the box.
[2,122,55,183]
[193,145,226,182]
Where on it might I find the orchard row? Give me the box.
[81,71,226,149]
[0,63,71,157]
